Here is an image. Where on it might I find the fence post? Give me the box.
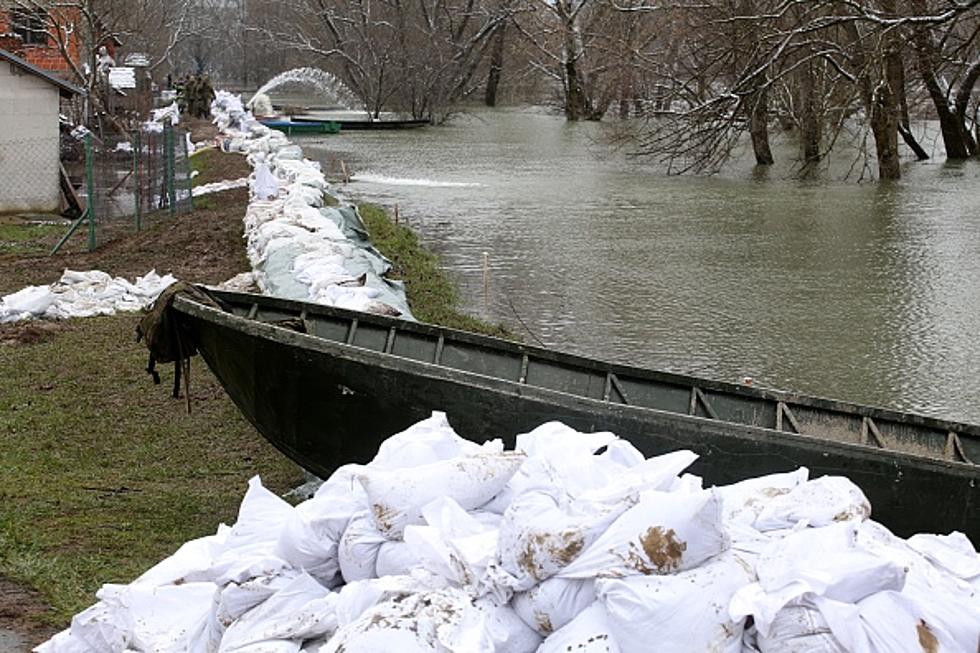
[182,130,194,211]
[164,123,177,216]
[85,132,96,251]
[133,130,142,231]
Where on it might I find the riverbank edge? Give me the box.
[356,202,512,339]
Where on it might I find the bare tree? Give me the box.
[247,0,517,122]
[621,0,979,180]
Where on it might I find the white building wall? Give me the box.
[0,64,61,213]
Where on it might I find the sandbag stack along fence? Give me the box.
[55,124,194,253]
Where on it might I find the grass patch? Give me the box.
[189,148,251,188]
[0,315,303,627]
[358,203,512,339]
[0,219,64,256]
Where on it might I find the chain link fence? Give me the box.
[55,124,195,253]
[0,135,63,214]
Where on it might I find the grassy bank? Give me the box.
[0,152,511,645]
[0,150,301,643]
[359,203,512,339]
[0,316,302,632]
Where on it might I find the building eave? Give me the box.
[0,47,86,97]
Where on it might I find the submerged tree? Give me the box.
[621,0,979,180]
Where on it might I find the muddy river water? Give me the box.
[302,108,980,424]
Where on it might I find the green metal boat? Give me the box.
[171,287,979,540]
[259,119,341,135]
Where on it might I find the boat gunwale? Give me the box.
[193,288,980,440]
[174,291,980,473]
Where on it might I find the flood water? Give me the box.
[301,108,980,424]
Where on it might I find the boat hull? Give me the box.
[293,116,430,130]
[259,119,341,135]
[175,298,979,540]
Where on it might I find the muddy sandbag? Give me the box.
[217,573,337,652]
[495,490,624,591]
[512,577,595,636]
[753,476,871,531]
[536,602,621,653]
[557,489,728,579]
[597,550,756,653]
[757,598,848,653]
[358,452,525,539]
[338,511,387,583]
[190,570,301,652]
[321,587,491,653]
[715,468,810,526]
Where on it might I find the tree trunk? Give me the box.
[874,31,903,180]
[562,17,593,122]
[484,23,506,107]
[749,88,774,165]
[845,12,900,180]
[798,61,822,163]
[888,42,929,161]
[914,33,971,159]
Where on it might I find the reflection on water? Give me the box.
[303,108,980,423]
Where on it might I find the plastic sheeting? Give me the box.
[36,412,980,653]
[210,92,413,319]
[0,270,176,324]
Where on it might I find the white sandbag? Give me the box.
[221,476,295,553]
[1,285,56,319]
[359,452,525,538]
[512,577,595,636]
[334,573,448,628]
[496,490,623,591]
[756,598,848,653]
[753,476,871,530]
[370,412,495,469]
[716,468,810,526]
[729,523,907,635]
[855,522,980,652]
[338,511,388,583]
[597,550,755,653]
[36,602,125,653]
[578,449,700,505]
[515,421,620,460]
[190,570,301,652]
[321,587,492,653]
[252,161,279,201]
[473,597,542,653]
[95,581,215,653]
[218,573,338,652]
[402,497,497,585]
[274,510,341,586]
[134,527,230,586]
[558,489,728,579]
[812,591,967,653]
[906,532,980,581]
[375,540,423,577]
[536,602,621,653]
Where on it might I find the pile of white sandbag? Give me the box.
[192,178,250,198]
[36,413,980,653]
[0,270,176,324]
[210,92,412,318]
